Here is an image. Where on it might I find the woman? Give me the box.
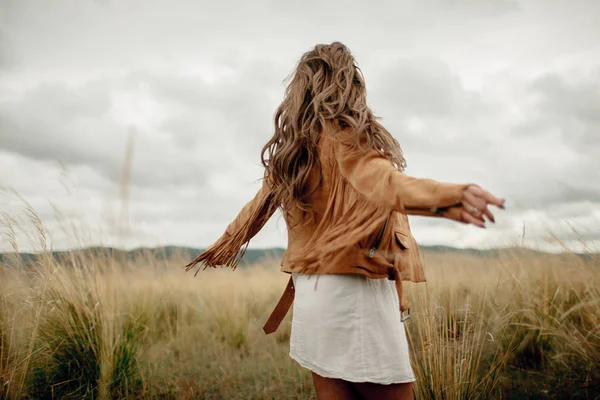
[186,42,504,400]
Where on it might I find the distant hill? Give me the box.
[1,245,595,269]
[0,246,287,269]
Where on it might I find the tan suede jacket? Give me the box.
[186,125,471,334]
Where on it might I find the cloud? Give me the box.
[0,60,285,251]
[502,70,600,208]
[366,60,600,251]
[373,58,490,118]
[0,0,599,253]
[0,67,283,192]
[528,71,600,151]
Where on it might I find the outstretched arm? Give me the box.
[332,129,504,226]
[185,177,278,274]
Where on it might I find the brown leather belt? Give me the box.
[263,276,296,334]
[262,274,410,335]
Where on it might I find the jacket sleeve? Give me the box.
[332,130,471,222]
[185,177,278,273]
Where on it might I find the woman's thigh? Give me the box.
[311,372,414,400]
[311,373,361,400]
[351,381,414,400]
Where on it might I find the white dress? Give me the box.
[289,272,416,384]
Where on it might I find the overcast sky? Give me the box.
[1,0,599,254]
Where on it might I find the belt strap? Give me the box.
[395,272,411,321]
[263,276,295,334]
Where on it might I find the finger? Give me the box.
[463,191,487,212]
[482,206,495,223]
[462,210,485,228]
[461,199,485,222]
[468,186,505,208]
[469,202,495,223]
[483,191,505,208]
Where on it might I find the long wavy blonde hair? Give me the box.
[261,42,406,221]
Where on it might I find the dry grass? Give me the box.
[406,251,600,399]
[0,210,599,399]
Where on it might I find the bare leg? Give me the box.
[312,372,362,400]
[351,381,414,400]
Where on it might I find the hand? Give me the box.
[461,185,505,228]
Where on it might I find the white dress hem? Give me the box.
[289,351,416,385]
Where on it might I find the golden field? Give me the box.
[0,223,599,399]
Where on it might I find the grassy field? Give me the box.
[1,235,599,399]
